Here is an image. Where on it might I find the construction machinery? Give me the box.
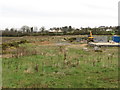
[87,31,94,42]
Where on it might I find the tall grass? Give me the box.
[2,36,118,88]
[2,42,118,88]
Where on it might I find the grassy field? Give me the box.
[2,36,119,88]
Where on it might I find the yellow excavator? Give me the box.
[87,31,94,42]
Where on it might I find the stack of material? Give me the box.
[89,42,120,47]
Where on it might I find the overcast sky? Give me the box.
[0,0,119,30]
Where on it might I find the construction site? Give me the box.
[87,31,120,47]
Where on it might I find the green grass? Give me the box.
[2,42,119,88]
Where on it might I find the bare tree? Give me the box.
[40,26,45,32]
[21,25,30,33]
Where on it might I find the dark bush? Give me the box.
[2,40,29,50]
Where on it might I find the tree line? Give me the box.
[1,25,119,37]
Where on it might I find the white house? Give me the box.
[48,29,62,33]
[106,29,113,31]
